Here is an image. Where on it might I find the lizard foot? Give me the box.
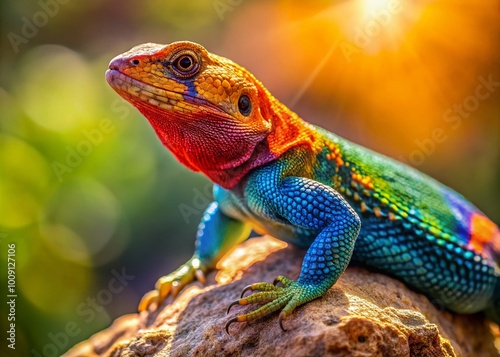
[225,275,323,333]
[138,257,207,312]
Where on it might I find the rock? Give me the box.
[65,236,499,357]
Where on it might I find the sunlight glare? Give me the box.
[362,0,392,17]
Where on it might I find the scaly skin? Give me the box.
[106,41,500,332]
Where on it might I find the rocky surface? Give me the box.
[65,236,499,357]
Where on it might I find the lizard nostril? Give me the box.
[108,56,122,70]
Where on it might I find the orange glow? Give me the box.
[222,0,499,165]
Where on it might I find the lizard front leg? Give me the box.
[139,200,251,311]
[226,176,361,332]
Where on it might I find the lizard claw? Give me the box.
[195,269,206,284]
[278,312,286,331]
[170,280,182,298]
[240,284,254,298]
[138,290,160,312]
[227,299,244,314]
[225,317,240,335]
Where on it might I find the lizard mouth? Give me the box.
[105,69,222,115]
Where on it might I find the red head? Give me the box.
[106,41,314,188]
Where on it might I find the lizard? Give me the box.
[105,40,500,333]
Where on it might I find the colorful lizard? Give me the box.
[105,41,500,332]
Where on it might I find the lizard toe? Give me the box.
[137,257,209,312]
[226,277,323,333]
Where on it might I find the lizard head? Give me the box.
[106,41,312,188]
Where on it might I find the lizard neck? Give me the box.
[267,103,319,158]
[204,103,318,189]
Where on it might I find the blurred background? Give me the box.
[0,0,499,355]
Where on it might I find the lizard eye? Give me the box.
[178,56,193,70]
[171,51,199,78]
[238,95,252,116]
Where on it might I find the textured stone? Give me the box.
[65,236,499,357]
